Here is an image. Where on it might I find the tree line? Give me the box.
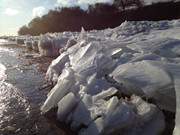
[18,0,180,35]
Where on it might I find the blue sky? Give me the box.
[0,0,56,36]
[0,0,114,36]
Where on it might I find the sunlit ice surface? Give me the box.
[0,63,7,81]
[0,47,15,53]
[0,62,30,130]
[0,39,17,58]
[0,45,30,130]
[0,82,30,127]
[0,39,8,44]
[0,39,16,46]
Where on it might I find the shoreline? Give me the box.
[0,43,70,135]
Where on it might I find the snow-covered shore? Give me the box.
[13,19,180,135]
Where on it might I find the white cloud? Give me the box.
[57,0,77,7]
[32,6,46,18]
[57,0,114,10]
[4,8,19,16]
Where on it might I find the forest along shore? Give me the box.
[0,43,69,135]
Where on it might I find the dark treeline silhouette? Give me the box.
[114,0,144,10]
[18,1,180,36]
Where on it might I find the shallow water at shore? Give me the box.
[0,42,65,135]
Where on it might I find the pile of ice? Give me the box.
[24,39,33,51]
[104,20,180,41]
[16,36,26,45]
[38,32,78,57]
[16,32,78,57]
[22,36,39,52]
[32,40,39,52]
[143,0,180,6]
[41,19,180,135]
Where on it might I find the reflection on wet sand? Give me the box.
[0,42,63,135]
